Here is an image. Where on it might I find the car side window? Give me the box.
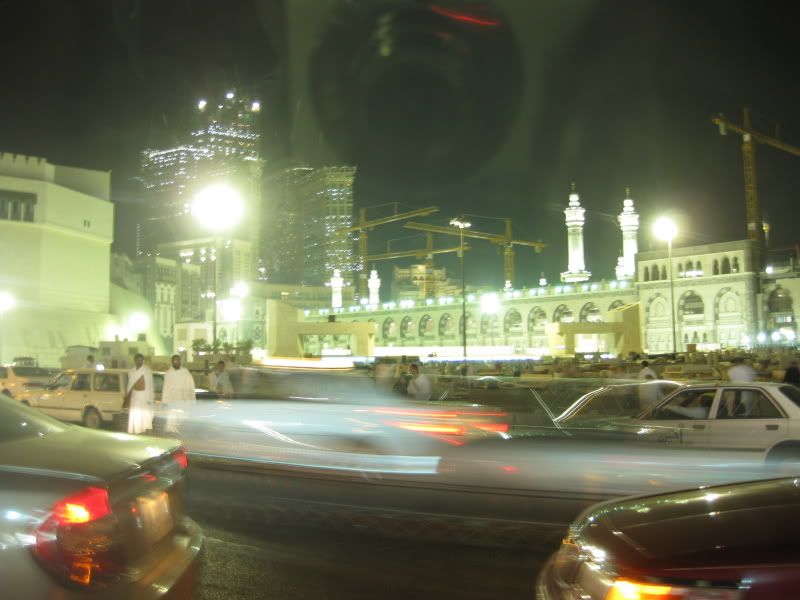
[716,389,782,419]
[93,373,120,392]
[71,373,91,391]
[0,367,7,378]
[54,373,73,388]
[649,389,716,420]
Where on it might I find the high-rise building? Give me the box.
[297,166,359,285]
[136,90,262,257]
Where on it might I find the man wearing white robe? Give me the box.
[162,355,196,433]
[125,353,154,434]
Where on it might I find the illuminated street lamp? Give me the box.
[653,217,678,356]
[450,217,471,370]
[0,291,15,364]
[480,292,501,347]
[192,184,244,351]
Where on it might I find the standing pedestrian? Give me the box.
[124,353,154,434]
[208,360,234,398]
[407,363,432,401]
[85,354,96,368]
[638,361,657,380]
[783,361,800,385]
[728,357,756,382]
[162,354,196,432]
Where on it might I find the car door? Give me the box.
[637,388,717,447]
[35,372,79,419]
[60,372,93,423]
[92,372,124,421]
[705,387,788,455]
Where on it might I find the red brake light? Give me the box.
[32,486,121,587]
[173,446,189,469]
[475,423,509,433]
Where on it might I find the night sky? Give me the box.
[1,0,798,289]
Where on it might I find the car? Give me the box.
[0,394,202,599]
[607,382,800,463]
[537,476,800,600]
[23,368,171,429]
[179,368,511,474]
[0,364,53,398]
[552,380,684,427]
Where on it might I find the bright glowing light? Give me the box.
[127,312,149,333]
[197,99,207,110]
[607,579,674,600]
[479,293,501,315]
[652,216,677,242]
[0,291,15,313]
[449,217,471,229]
[785,330,796,341]
[741,335,752,345]
[771,331,782,342]
[757,332,767,343]
[230,281,249,298]
[766,265,774,274]
[225,91,235,99]
[218,298,243,322]
[251,101,261,112]
[191,184,244,232]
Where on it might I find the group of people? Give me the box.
[123,355,235,435]
[638,357,800,384]
[374,359,433,401]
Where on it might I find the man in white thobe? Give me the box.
[208,361,234,398]
[407,363,432,401]
[162,355,196,433]
[125,353,154,434]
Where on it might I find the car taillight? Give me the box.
[605,580,740,600]
[390,421,466,435]
[173,446,189,470]
[32,486,122,588]
[475,422,509,433]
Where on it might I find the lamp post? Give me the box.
[0,291,15,364]
[653,217,678,357]
[192,184,244,352]
[450,217,471,372]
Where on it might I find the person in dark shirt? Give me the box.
[783,361,800,385]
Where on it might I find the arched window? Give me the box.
[382,318,396,339]
[713,259,720,275]
[481,314,498,336]
[400,316,415,338]
[643,268,650,282]
[608,299,624,311]
[768,287,793,314]
[527,308,546,333]
[503,308,522,334]
[579,302,602,323]
[732,257,740,273]
[721,257,731,274]
[661,265,667,280]
[651,265,660,281]
[419,315,433,337]
[680,291,705,317]
[438,313,454,337]
[459,312,474,336]
[695,260,702,272]
[553,304,573,323]
[677,262,683,274]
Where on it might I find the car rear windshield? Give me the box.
[0,395,67,442]
[780,386,800,409]
[11,366,50,377]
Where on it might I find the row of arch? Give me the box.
[641,256,741,282]
[378,300,626,340]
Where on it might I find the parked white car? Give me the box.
[0,365,53,398]
[25,368,165,428]
[616,382,800,462]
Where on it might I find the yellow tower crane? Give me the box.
[713,108,800,246]
[403,219,545,287]
[335,206,439,297]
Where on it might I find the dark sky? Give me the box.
[1,0,798,289]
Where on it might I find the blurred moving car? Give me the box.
[23,368,158,429]
[553,380,684,427]
[609,382,800,463]
[0,395,201,598]
[180,369,511,474]
[537,476,800,599]
[0,364,53,398]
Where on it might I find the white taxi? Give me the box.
[621,382,800,462]
[26,368,164,428]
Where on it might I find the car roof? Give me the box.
[679,381,783,389]
[63,368,129,375]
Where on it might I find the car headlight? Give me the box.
[548,533,742,599]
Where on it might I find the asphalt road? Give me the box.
[195,517,549,600]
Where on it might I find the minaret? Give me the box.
[329,269,344,308]
[616,188,639,280]
[560,183,591,283]
[367,269,381,305]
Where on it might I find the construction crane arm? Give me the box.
[336,206,439,235]
[713,115,800,158]
[403,221,545,250]
[366,244,469,262]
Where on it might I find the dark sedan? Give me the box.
[0,395,202,599]
[537,476,800,599]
